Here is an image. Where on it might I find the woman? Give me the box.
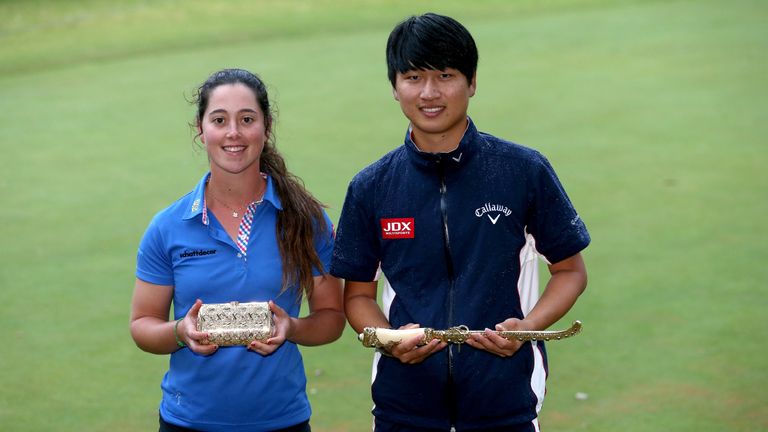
[130,68,344,432]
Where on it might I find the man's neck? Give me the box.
[410,118,469,153]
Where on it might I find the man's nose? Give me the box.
[420,79,440,99]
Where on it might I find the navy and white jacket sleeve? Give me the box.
[330,173,381,282]
[526,151,591,264]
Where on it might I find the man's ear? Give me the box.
[392,87,400,101]
[469,74,477,97]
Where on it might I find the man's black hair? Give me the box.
[386,13,478,87]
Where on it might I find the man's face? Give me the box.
[393,67,476,149]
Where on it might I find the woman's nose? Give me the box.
[226,124,240,138]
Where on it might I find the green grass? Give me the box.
[1,0,766,430]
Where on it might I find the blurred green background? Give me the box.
[1,0,766,430]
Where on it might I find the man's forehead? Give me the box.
[398,66,459,74]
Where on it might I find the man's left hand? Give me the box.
[464,318,535,357]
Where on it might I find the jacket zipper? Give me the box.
[437,158,459,427]
[436,158,456,375]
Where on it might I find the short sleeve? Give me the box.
[135,216,175,286]
[526,153,591,264]
[330,178,381,282]
[312,211,336,276]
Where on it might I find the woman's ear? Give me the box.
[264,118,272,142]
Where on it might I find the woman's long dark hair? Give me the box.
[193,68,328,300]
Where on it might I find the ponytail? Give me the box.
[261,143,328,300]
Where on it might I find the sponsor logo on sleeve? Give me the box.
[381,218,415,239]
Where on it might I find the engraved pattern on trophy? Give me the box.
[197,301,274,346]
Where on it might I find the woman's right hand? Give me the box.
[177,299,218,355]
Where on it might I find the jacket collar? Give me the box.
[404,117,479,172]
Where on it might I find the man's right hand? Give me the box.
[386,323,447,364]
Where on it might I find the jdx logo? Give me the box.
[381,218,415,239]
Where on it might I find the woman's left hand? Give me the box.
[248,300,294,356]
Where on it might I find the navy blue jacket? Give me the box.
[331,119,590,429]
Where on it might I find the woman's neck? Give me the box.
[207,168,266,204]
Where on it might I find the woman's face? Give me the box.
[199,83,268,176]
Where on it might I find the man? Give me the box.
[331,13,590,432]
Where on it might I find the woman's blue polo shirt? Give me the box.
[136,172,334,431]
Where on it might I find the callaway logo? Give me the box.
[475,203,512,225]
[381,218,415,239]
